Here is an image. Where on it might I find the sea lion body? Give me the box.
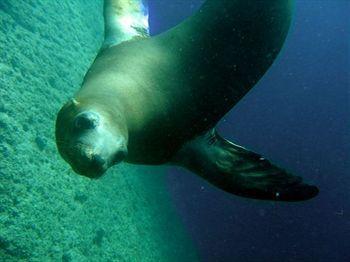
[77,40,193,164]
[79,0,293,162]
[56,0,319,201]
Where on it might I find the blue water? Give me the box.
[1,0,348,261]
[150,1,350,261]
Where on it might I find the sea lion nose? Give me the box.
[74,111,99,130]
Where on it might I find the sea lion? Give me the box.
[55,0,319,201]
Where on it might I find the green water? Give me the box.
[0,1,197,260]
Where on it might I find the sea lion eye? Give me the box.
[74,112,99,130]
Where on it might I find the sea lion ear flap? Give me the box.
[71,98,79,106]
[61,98,79,111]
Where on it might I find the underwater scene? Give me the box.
[0,0,349,261]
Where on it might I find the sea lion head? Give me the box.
[55,98,128,178]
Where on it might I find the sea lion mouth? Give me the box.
[69,142,108,178]
[71,143,127,179]
[72,153,108,179]
[112,149,128,164]
[72,167,106,179]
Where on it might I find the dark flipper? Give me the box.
[172,130,318,201]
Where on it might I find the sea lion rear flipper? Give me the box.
[172,130,318,202]
[103,0,149,49]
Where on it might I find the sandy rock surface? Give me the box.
[0,1,197,261]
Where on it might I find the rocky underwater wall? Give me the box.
[0,1,197,261]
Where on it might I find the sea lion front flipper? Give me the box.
[172,130,318,202]
[103,0,149,49]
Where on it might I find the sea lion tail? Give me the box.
[172,130,319,202]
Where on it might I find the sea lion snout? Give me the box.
[75,149,127,179]
[74,153,108,179]
[72,139,128,179]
